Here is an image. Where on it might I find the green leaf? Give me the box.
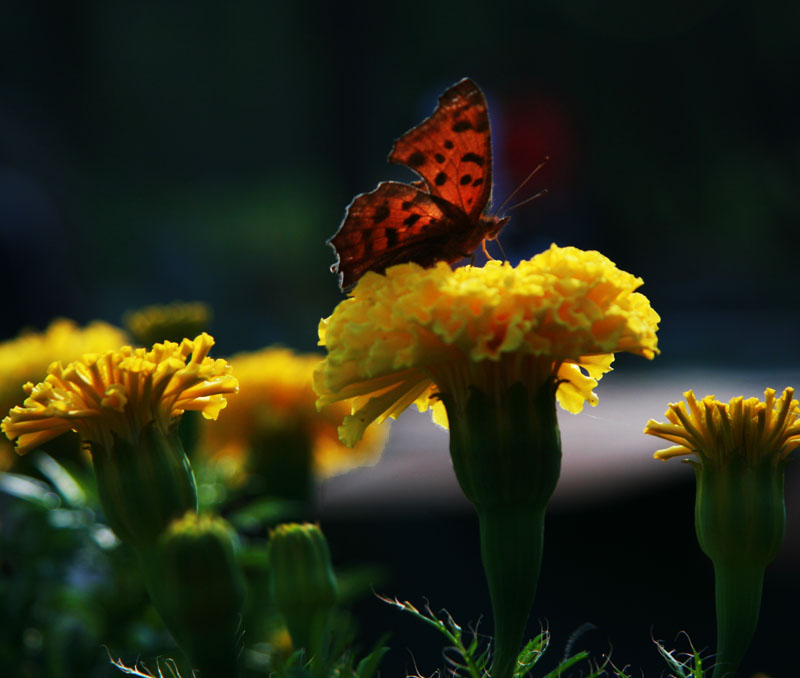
[355,644,390,678]
[33,451,87,507]
[0,471,58,507]
[654,635,706,678]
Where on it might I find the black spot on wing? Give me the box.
[435,153,445,163]
[403,213,421,228]
[460,174,472,186]
[452,120,472,133]
[461,152,484,166]
[435,172,447,186]
[386,228,399,247]
[472,177,484,187]
[408,151,427,167]
[444,140,454,149]
[373,202,390,224]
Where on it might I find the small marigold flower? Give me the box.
[2,333,238,545]
[315,245,659,678]
[645,388,799,678]
[124,301,212,347]
[0,318,127,469]
[199,348,387,499]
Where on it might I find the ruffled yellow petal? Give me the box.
[316,245,659,445]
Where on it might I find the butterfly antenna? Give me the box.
[507,188,549,212]
[493,156,549,215]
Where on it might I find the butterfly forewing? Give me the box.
[388,78,493,219]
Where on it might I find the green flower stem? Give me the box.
[477,502,545,678]
[444,379,561,678]
[712,561,765,678]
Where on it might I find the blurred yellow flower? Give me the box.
[315,244,660,446]
[124,301,212,347]
[0,318,127,468]
[645,388,800,466]
[3,333,237,455]
[200,348,386,479]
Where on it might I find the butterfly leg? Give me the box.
[481,239,496,261]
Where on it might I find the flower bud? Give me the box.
[268,522,338,655]
[138,512,245,676]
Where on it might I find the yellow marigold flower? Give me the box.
[315,245,659,678]
[2,333,237,546]
[124,301,212,347]
[315,244,660,446]
[200,348,387,482]
[645,388,800,466]
[3,333,237,455]
[0,318,127,468]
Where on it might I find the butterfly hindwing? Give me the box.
[329,181,452,289]
[388,78,494,220]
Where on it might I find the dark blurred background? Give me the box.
[2,1,799,676]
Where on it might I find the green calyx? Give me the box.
[694,456,786,568]
[91,423,198,547]
[444,378,561,509]
[442,378,562,678]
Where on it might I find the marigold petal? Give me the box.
[316,246,659,445]
[645,387,800,466]
[2,333,237,453]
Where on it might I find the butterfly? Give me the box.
[328,77,510,290]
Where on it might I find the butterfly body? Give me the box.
[329,78,508,290]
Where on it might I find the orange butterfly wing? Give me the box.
[329,181,455,288]
[388,78,493,220]
[329,78,505,290]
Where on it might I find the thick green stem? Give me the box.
[478,503,545,678]
[442,378,560,678]
[711,562,765,678]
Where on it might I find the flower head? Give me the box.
[0,318,128,467]
[315,245,660,446]
[200,347,386,479]
[644,388,800,468]
[3,333,238,455]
